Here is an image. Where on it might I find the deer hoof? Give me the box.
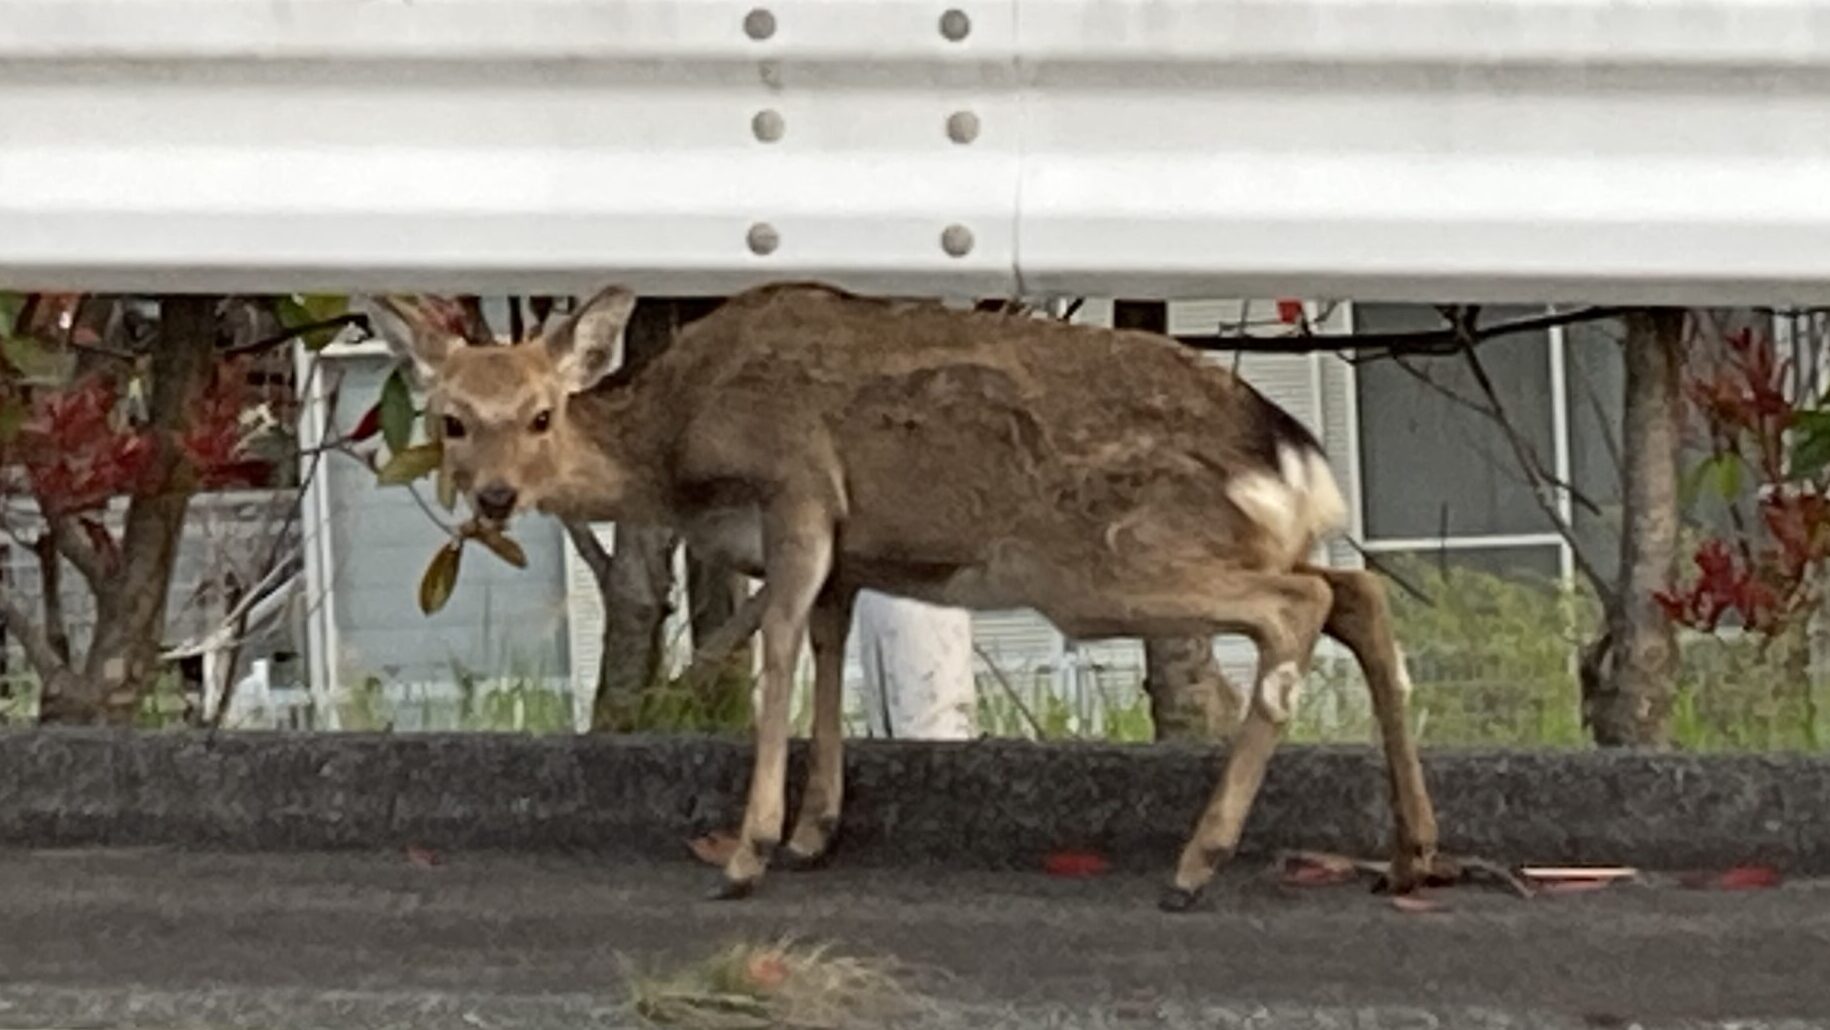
[1157,884,1206,914]
[777,845,832,873]
[708,874,758,901]
[780,819,840,872]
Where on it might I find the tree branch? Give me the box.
[31,532,72,665]
[0,586,70,682]
[47,515,108,590]
[1174,304,1630,357]
[223,314,370,357]
[1456,339,1616,605]
[1388,355,1604,519]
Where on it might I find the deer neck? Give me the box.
[536,388,670,525]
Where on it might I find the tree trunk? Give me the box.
[684,548,755,716]
[855,591,977,739]
[1143,637,1245,741]
[587,296,735,732]
[589,521,678,732]
[1586,308,1684,747]
[1113,299,1244,742]
[41,295,218,725]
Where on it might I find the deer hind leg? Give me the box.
[1304,565,1442,891]
[712,503,834,900]
[782,581,858,870]
[1153,572,1334,913]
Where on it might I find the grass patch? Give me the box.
[621,936,932,1029]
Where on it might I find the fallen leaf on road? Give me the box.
[1680,864,1782,891]
[1536,879,1617,895]
[1043,850,1111,878]
[405,845,442,868]
[687,830,741,868]
[1279,851,1360,887]
[1520,866,1639,883]
[1390,894,1448,914]
[1521,865,1637,894]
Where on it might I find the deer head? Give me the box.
[364,287,637,524]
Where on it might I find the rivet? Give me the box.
[941,224,974,257]
[946,110,980,144]
[743,7,777,40]
[939,8,971,41]
[747,223,781,256]
[752,109,786,143]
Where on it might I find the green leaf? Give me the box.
[375,442,443,485]
[0,396,26,446]
[0,293,22,335]
[1680,452,1746,507]
[419,541,463,615]
[276,294,351,350]
[378,367,416,454]
[0,334,75,386]
[1792,411,1830,480]
[1711,451,1743,500]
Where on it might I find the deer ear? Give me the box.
[361,296,460,386]
[545,286,637,393]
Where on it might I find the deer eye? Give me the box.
[442,415,466,439]
[530,409,553,434]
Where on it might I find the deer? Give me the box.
[364,281,1446,912]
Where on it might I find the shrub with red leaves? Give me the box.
[1656,328,1830,636]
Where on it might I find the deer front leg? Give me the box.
[1306,566,1443,891]
[711,502,834,901]
[782,581,858,870]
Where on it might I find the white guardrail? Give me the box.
[4,0,1830,303]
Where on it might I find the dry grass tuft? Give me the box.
[620,935,932,1029]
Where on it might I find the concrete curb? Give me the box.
[1,729,1825,871]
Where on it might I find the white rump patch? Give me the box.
[1254,660,1304,724]
[1226,443,1349,563]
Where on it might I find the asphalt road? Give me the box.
[2,847,1827,1030]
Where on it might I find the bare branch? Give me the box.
[972,640,1046,739]
[1336,538,1435,606]
[47,515,108,590]
[1175,304,1630,357]
[1581,373,1625,490]
[223,314,369,357]
[30,532,72,665]
[1456,338,1616,605]
[668,588,766,697]
[0,585,69,681]
[1389,355,1605,518]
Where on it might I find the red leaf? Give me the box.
[1279,851,1359,887]
[1536,879,1616,895]
[1275,299,1305,324]
[1390,894,1448,914]
[688,829,742,868]
[405,845,442,868]
[1043,850,1110,878]
[349,403,383,443]
[1682,864,1782,891]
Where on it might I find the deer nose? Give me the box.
[474,483,518,521]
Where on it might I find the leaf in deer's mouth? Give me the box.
[462,518,529,569]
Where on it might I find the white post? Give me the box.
[853,591,976,740]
